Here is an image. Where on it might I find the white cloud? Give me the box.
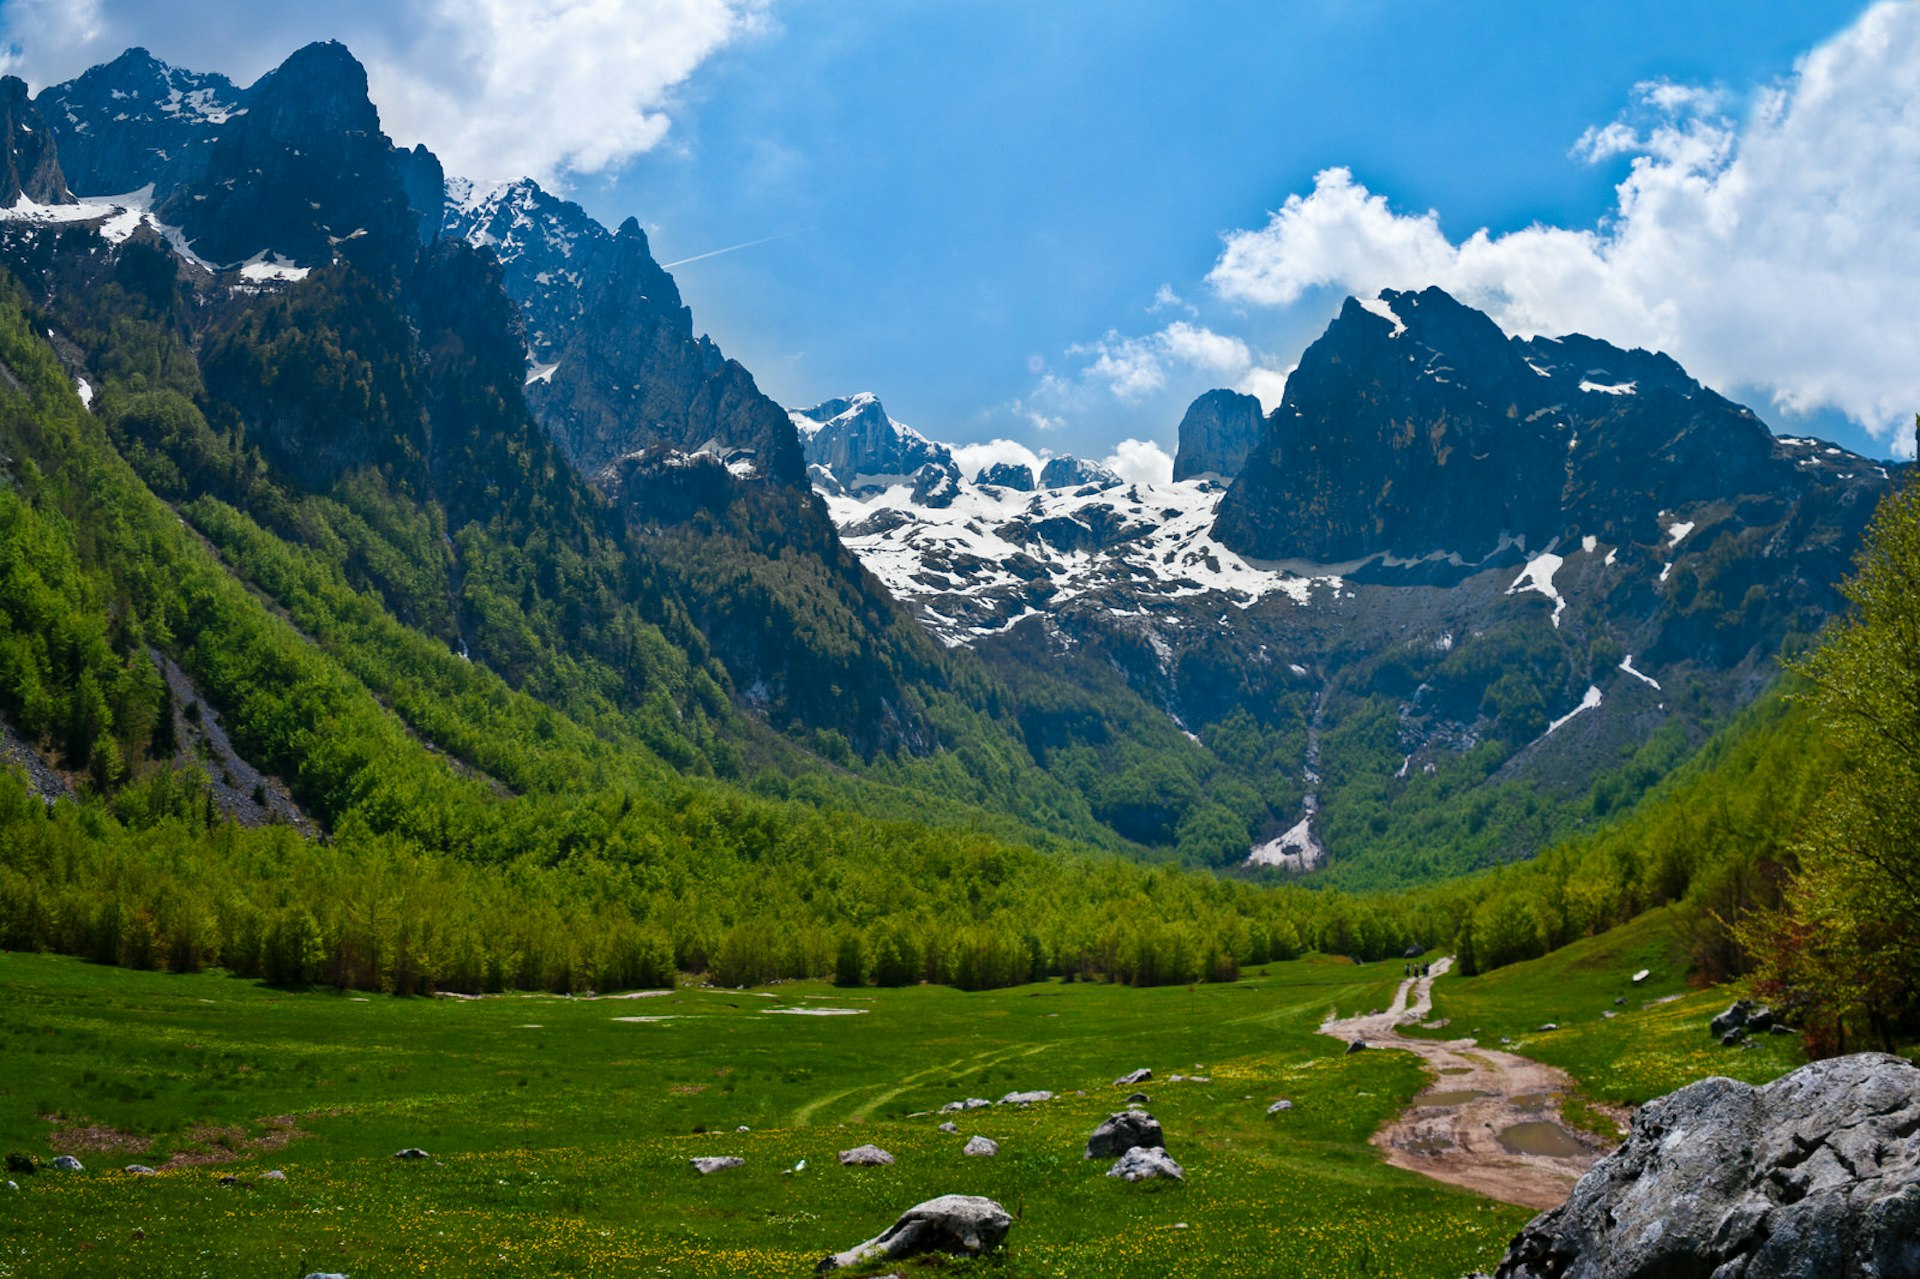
[1236,364,1292,413]
[952,438,1046,480]
[0,0,759,188]
[1072,321,1263,403]
[1102,438,1174,486]
[1205,1,1920,455]
[1149,283,1196,315]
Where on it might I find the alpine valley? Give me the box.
[2,29,1919,1279]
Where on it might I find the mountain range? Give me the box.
[0,40,1903,891]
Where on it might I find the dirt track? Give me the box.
[1320,957,1626,1211]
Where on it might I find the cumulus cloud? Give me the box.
[952,438,1046,481]
[1236,364,1292,413]
[1071,321,1277,403]
[1205,1,1920,455]
[1102,438,1175,486]
[0,0,759,187]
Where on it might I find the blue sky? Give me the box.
[5,0,1912,466]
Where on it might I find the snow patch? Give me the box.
[1246,810,1324,872]
[1619,655,1661,691]
[1579,380,1637,395]
[1358,294,1407,338]
[525,362,559,386]
[1545,686,1603,736]
[75,378,93,409]
[235,251,309,282]
[1507,552,1568,628]
[1665,520,1695,546]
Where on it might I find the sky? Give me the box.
[4,0,1915,474]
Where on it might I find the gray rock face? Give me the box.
[1086,1110,1164,1159]
[1039,455,1121,490]
[0,77,73,207]
[975,461,1034,490]
[837,1144,894,1166]
[689,1156,745,1175]
[795,394,954,498]
[963,1135,999,1157]
[1172,388,1264,482]
[1493,1053,1920,1279]
[817,1193,1012,1272]
[1107,1145,1185,1182]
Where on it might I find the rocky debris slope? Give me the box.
[1492,1053,1920,1278]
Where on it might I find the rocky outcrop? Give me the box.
[1039,455,1121,491]
[1492,1054,1920,1279]
[975,460,1034,490]
[1172,388,1264,481]
[1086,1109,1164,1158]
[0,77,72,207]
[817,1194,1012,1272]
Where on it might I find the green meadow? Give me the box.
[0,931,1814,1279]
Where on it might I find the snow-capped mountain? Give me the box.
[802,291,1896,870]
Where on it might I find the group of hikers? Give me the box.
[1403,962,1430,977]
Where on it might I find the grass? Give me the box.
[0,952,1528,1278]
[1410,908,1808,1134]
[0,922,1822,1279]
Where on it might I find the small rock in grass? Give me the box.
[1602,1010,1618,1019]
[1614,996,1626,1005]
[392,1148,430,1160]
[736,1125,751,1133]
[1114,1068,1152,1086]
[1538,1023,1558,1032]
[5,1181,16,1192]
[1631,969,1650,984]
[937,1121,958,1134]
[1125,1092,1150,1105]
[124,1165,157,1175]
[49,1155,83,1172]
[303,1273,350,1279]
[963,1136,999,1157]
[260,1170,287,1181]
[217,1174,243,1187]
[690,1156,745,1175]
[817,1194,1012,1272]
[1267,1099,1293,1115]
[838,1145,895,1166]
[1107,1145,1184,1182]
[939,1098,992,1113]
[998,1090,1054,1106]
[1345,1040,1369,1055]
[1086,1110,1163,1159]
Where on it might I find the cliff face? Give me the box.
[0,76,72,206]
[1171,388,1264,481]
[32,48,240,199]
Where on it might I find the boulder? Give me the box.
[939,1097,992,1113]
[49,1155,83,1172]
[1537,1023,1558,1032]
[817,1194,1012,1272]
[689,1156,745,1175]
[1631,969,1650,985]
[260,1170,287,1181]
[1125,1092,1150,1105]
[124,1165,156,1175]
[937,1121,958,1134]
[392,1147,430,1160]
[1114,1068,1152,1086]
[1710,1000,1752,1039]
[1345,1039,1369,1055]
[1086,1110,1164,1159]
[1107,1146,1185,1182]
[1267,1099,1294,1115]
[837,1145,895,1167]
[1746,1005,1776,1033]
[1491,1053,1920,1279]
[1721,1027,1748,1048]
[998,1090,1054,1106]
[963,1135,999,1158]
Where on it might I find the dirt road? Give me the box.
[1321,957,1625,1211]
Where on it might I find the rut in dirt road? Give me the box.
[1320,957,1627,1211]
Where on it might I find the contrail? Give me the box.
[658,231,800,269]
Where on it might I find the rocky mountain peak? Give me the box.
[1212,286,1799,566]
[0,76,71,207]
[1038,455,1122,491]
[793,393,958,498]
[34,48,241,198]
[974,461,1035,491]
[1172,388,1264,481]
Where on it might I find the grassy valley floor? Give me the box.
[0,930,1810,1278]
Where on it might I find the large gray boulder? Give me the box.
[816,1194,1012,1272]
[689,1156,745,1175]
[1108,1146,1185,1182]
[1086,1110,1164,1159]
[1493,1053,1920,1278]
[836,1145,894,1167]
